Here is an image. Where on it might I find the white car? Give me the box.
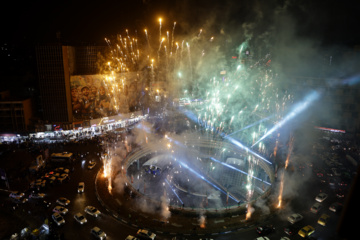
[255,238,270,240]
[85,206,101,217]
[53,206,68,215]
[52,212,65,226]
[136,229,156,240]
[29,193,45,199]
[56,197,70,206]
[311,202,322,214]
[280,237,291,240]
[287,213,304,224]
[74,212,87,224]
[315,192,328,202]
[91,226,106,239]
[78,182,85,193]
[9,191,25,199]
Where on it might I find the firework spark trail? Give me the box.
[277,135,295,208]
[102,153,113,194]
[186,42,193,82]
[102,20,295,200]
[170,22,176,53]
[159,18,162,43]
[245,155,257,220]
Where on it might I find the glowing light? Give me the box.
[252,90,320,147]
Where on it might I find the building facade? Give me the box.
[0,98,32,133]
[36,44,106,125]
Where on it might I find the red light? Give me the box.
[232,56,237,59]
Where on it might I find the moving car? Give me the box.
[85,206,101,217]
[53,206,68,215]
[125,236,140,240]
[56,197,70,206]
[52,213,65,226]
[287,213,303,224]
[48,176,57,184]
[136,229,156,240]
[58,173,69,183]
[254,237,270,240]
[315,192,328,202]
[9,191,27,204]
[310,202,322,214]
[256,225,275,236]
[329,202,343,212]
[298,225,315,238]
[88,161,96,169]
[280,237,290,240]
[29,193,45,199]
[9,191,25,199]
[91,226,106,239]
[284,225,298,236]
[317,214,330,226]
[74,212,87,224]
[78,182,85,193]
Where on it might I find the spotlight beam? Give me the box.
[165,178,184,205]
[223,135,273,165]
[252,90,321,148]
[178,160,239,203]
[210,157,271,185]
[227,114,274,137]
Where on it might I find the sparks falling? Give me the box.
[277,136,294,208]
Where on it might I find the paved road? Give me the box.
[0,131,351,240]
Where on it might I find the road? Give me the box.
[0,131,350,240]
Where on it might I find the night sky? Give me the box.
[2,0,360,46]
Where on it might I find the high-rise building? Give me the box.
[36,45,71,123]
[35,44,106,125]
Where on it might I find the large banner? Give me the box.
[70,74,141,120]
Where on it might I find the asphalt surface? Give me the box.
[0,128,356,240]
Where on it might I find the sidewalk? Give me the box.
[95,173,272,237]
